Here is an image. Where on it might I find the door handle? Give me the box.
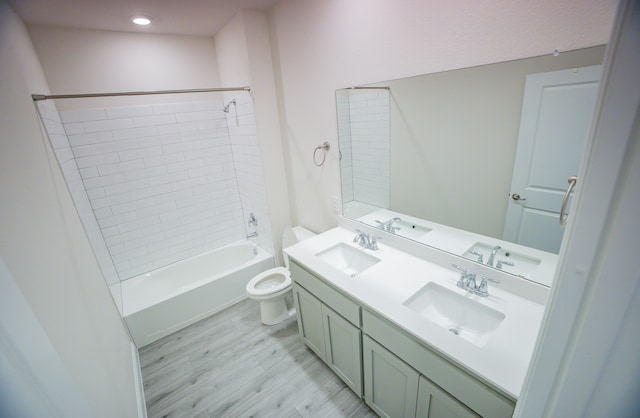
[560,176,578,227]
[511,193,526,201]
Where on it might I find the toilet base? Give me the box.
[259,294,295,325]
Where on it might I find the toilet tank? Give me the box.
[282,226,316,268]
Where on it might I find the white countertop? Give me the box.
[285,226,546,400]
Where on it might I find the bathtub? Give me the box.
[122,241,274,347]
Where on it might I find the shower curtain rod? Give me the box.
[348,86,390,90]
[31,86,251,101]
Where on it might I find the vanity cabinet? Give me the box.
[363,334,419,418]
[417,375,480,418]
[289,260,514,417]
[291,262,363,396]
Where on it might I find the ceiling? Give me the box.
[8,0,281,36]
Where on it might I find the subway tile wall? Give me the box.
[41,94,272,282]
[37,102,124,313]
[346,89,390,208]
[337,91,354,203]
[225,95,274,253]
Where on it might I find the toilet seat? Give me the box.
[246,267,291,299]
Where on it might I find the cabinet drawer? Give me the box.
[290,261,361,326]
[363,309,514,418]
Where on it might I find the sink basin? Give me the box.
[403,282,505,347]
[392,219,432,240]
[315,243,381,277]
[462,242,541,278]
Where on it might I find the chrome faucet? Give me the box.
[487,245,502,267]
[353,229,380,250]
[452,264,500,297]
[374,217,402,233]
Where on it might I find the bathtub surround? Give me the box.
[36,101,123,309]
[41,94,274,283]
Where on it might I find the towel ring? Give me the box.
[313,142,330,166]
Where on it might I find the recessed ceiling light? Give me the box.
[132,16,151,26]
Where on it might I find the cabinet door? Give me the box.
[293,283,326,361]
[363,335,419,418]
[322,304,363,396]
[417,375,480,418]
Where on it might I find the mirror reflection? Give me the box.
[337,46,605,286]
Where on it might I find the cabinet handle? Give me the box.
[560,176,578,227]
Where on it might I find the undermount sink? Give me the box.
[462,242,541,277]
[392,219,432,240]
[403,282,505,347]
[315,243,381,277]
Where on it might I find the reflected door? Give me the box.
[503,65,602,253]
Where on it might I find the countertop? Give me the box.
[284,226,546,400]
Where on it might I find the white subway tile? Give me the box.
[129,183,171,201]
[104,178,149,196]
[71,145,94,158]
[106,105,153,119]
[63,123,85,135]
[61,108,107,123]
[91,193,131,210]
[68,131,113,146]
[48,134,70,149]
[125,165,168,182]
[75,152,119,169]
[87,187,106,199]
[92,138,140,155]
[119,146,163,162]
[112,126,159,141]
[144,153,184,168]
[83,118,134,133]
[133,114,177,128]
[124,232,164,251]
[158,122,198,135]
[176,110,215,123]
[117,215,161,234]
[97,159,145,176]
[82,173,126,189]
[110,197,155,215]
[153,102,193,115]
[138,134,181,148]
[93,207,112,219]
[148,171,190,187]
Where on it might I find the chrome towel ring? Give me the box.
[313,141,330,166]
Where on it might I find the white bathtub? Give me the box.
[123,241,274,347]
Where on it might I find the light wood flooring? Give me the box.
[139,297,377,418]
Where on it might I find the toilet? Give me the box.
[246,226,316,325]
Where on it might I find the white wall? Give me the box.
[27,25,222,109]
[0,2,138,415]
[268,0,617,233]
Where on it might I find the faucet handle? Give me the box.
[369,235,382,250]
[476,276,500,297]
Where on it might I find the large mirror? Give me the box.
[337,46,605,286]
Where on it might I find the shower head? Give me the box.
[223,99,236,113]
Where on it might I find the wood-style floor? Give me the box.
[139,297,377,418]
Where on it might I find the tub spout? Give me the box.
[246,232,257,239]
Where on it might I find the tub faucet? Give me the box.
[487,245,502,267]
[246,232,257,239]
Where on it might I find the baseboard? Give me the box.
[131,341,147,418]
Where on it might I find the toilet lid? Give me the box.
[246,267,291,297]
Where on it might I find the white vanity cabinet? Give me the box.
[291,262,363,396]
